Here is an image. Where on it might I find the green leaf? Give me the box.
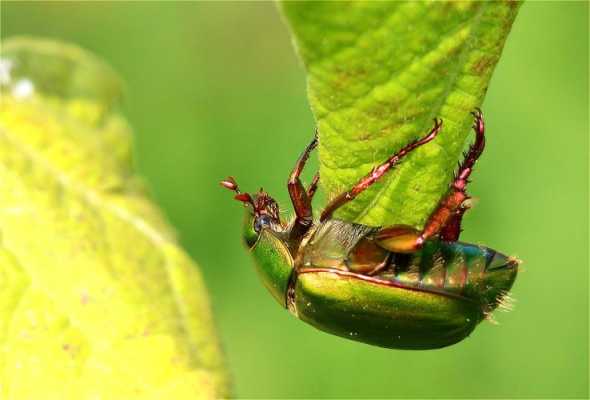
[281,1,521,227]
[0,38,229,399]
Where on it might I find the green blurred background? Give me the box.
[2,2,588,398]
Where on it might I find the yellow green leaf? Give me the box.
[281,1,521,227]
[0,37,229,399]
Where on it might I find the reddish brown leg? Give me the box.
[306,172,320,200]
[320,119,443,222]
[288,134,318,238]
[376,110,486,252]
[439,208,466,242]
[421,109,485,243]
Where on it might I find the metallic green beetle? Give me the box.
[222,110,519,349]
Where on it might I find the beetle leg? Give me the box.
[420,109,485,243]
[320,118,443,222]
[375,225,423,253]
[288,133,318,240]
[306,172,320,200]
[439,208,466,242]
[375,110,485,251]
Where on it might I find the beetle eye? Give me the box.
[254,215,272,233]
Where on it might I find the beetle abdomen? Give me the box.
[370,240,518,314]
[291,239,518,349]
[300,220,518,321]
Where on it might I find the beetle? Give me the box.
[221,110,519,349]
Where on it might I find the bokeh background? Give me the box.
[2,2,588,398]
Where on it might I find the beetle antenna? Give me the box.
[220,176,240,193]
[234,192,255,208]
[220,176,255,208]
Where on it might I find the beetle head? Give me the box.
[221,176,285,248]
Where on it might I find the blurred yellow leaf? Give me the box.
[0,37,228,399]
